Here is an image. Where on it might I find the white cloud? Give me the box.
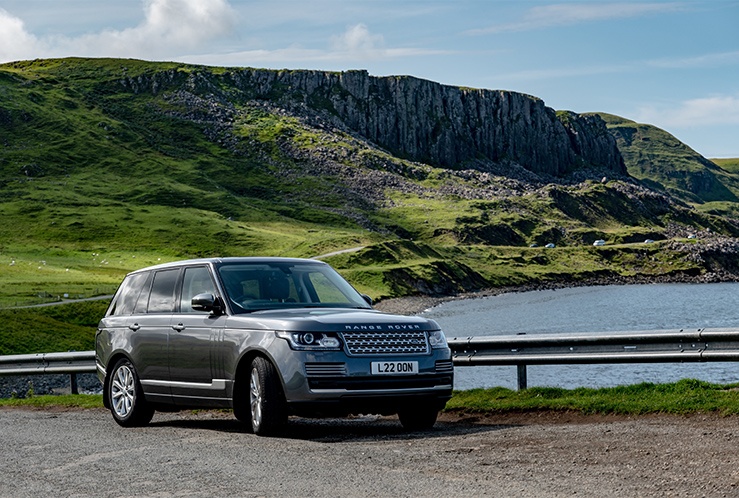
[636,95,739,128]
[648,50,739,69]
[182,45,451,67]
[0,8,47,61]
[468,2,683,35]
[325,24,451,61]
[330,24,384,53]
[1,8,447,67]
[0,0,236,63]
[180,23,451,67]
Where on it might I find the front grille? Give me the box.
[340,331,429,355]
[305,362,347,377]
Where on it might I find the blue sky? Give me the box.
[1,0,737,158]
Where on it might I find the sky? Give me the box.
[1,0,737,158]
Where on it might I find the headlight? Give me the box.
[428,330,448,349]
[276,331,342,351]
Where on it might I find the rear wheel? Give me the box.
[108,358,154,427]
[398,403,439,431]
[236,357,287,436]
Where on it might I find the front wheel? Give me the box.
[398,403,440,431]
[248,357,287,436]
[108,358,154,427]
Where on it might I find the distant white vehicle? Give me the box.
[545,243,556,248]
[688,234,697,239]
[644,239,655,244]
[593,239,606,246]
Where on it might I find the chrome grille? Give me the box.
[305,362,347,377]
[340,331,429,355]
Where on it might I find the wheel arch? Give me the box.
[101,351,134,410]
[233,348,286,395]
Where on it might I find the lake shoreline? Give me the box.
[373,272,739,316]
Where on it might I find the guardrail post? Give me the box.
[70,373,78,395]
[517,364,528,391]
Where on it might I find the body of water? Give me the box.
[422,282,739,390]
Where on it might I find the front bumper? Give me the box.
[272,343,454,415]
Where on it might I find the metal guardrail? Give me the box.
[447,327,739,389]
[0,351,96,395]
[4,327,739,394]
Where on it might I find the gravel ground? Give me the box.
[1,407,738,497]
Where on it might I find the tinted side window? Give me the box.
[133,271,154,314]
[180,266,216,313]
[147,269,180,313]
[107,272,150,316]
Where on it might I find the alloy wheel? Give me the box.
[250,367,263,430]
[111,364,135,419]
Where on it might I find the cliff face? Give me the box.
[225,69,626,177]
[121,67,627,177]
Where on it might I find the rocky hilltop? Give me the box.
[120,67,626,177]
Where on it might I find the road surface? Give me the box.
[2,408,738,497]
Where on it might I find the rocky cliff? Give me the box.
[121,67,627,177]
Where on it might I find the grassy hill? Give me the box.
[1,57,739,325]
[598,113,739,217]
[712,158,739,174]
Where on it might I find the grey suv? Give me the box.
[96,257,453,435]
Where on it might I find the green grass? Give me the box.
[713,158,739,174]
[4,380,739,417]
[327,239,702,301]
[446,379,739,416]
[0,301,107,355]
[0,394,103,409]
[598,113,739,205]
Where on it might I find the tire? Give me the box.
[232,369,250,424]
[108,358,154,427]
[247,357,287,436]
[398,403,439,431]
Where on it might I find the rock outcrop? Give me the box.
[121,67,627,178]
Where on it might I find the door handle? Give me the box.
[129,323,140,331]
[172,323,185,332]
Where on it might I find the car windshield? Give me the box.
[217,261,372,313]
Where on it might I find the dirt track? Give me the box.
[2,407,738,497]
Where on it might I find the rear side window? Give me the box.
[147,269,180,313]
[107,271,150,316]
[133,271,154,314]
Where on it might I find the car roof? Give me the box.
[126,257,327,275]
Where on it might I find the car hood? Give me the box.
[225,308,441,332]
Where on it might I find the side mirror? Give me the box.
[192,293,223,314]
[361,294,373,306]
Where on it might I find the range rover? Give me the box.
[95,257,453,435]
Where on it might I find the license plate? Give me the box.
[371,361,419,375]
